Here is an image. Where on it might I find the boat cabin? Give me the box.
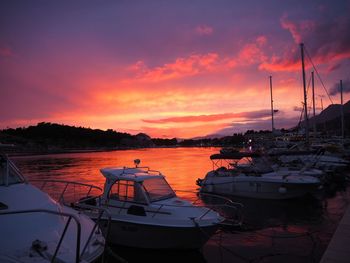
[100,167,176,205]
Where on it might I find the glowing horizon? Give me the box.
[1,1,349,138]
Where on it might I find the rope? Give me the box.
[304,44,334,104]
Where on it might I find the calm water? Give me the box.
[12,147,350,263]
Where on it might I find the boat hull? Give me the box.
[200,178,320,199]
[100,219,218,249]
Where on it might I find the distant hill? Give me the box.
[300,100,350,136]
[0,122,252,153]
[0,122,155,153]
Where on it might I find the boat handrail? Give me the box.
[0,209,82,263]
[29,179,103,204]
[160,190,244,225]
[119,166,162,176]
[174,190,243,207]
[72,203,111,260]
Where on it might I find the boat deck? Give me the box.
[320,202,350,263]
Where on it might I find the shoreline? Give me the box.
[5,145,218,157]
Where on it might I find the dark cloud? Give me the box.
[329,79,350,96]
[293,106,303,112]
[142,110,272,124]
[212,116,300,136]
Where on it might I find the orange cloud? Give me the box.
[130,53,219,82]
[259,54,300,72]
[127,36,270,83]
[226,36,268,68]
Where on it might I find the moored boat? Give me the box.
[197,154,322,200]
[77,160,240,249]
[0,154,105,263]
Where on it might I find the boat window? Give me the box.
[142,177,175,202]
[109,180,146,203]
[0,159,24,186]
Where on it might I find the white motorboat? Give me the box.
[0,154,105,263]
[78,160,235,249]
[278,152,349,173]
[197,154,322,200]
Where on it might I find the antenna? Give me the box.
[340,80,344,141]
[300,43,309,147]
[312,71,316,137]
[134,159,141,168]
[269,76,275,133]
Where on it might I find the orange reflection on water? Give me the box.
[14,147,220,195]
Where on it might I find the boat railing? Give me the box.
[29,179,103,205]
[0,209,82,263]
[120,166,162,176]
[20,181,112,262]
[72,203,111,260]
[171,190,243,226]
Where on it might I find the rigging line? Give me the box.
[304,44,334,104]
[306,73,312,109]
[297,102,304,129]
[306,74,315,114]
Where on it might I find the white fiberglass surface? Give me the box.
[0,183,104,262]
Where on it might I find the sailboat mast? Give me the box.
[340,80,344,140]
[269,76,275,133]
[300,43,309,145]
[312,71,316,137]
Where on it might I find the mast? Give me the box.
[300,43,309,146]
[340,80,344,140]
[311,71,316,137]
[269,76,275,133]
[320,96,326,135]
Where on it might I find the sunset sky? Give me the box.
[1,1,350,138]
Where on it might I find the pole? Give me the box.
[300,43,309,146]
[312,71,316,137]
[269,76,275,133]
[340,80,344,140]
[320,97,326,135]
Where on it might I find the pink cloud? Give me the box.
[262,13,350,72]
[131,53,219,82]
[127,36,270,82]
[226,36,268,67]
[259,53,300,72]
[0,46,13,57]
[195,25,213,36]
[280,14,315,44]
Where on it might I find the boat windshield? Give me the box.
[142,177,176,202]
[0,157,25,186]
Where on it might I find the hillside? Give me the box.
[0,122,154,153]
[300,100,350,135]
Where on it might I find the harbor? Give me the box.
[2,146,348,262]
[1,1,350,262]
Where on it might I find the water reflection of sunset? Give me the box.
[12,148,350,262]
[14,147,219,192]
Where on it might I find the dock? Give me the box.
[320,203,350,263]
